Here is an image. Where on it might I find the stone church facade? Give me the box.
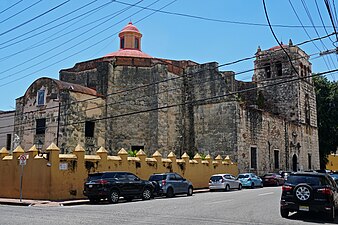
[13,22,319,174]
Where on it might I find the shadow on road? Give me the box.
[286,211,338,224]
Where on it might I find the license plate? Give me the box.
[299,205,309,211]
[88,184,93,188]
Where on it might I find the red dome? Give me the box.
[104,49,152,58]
[120,22,140,33]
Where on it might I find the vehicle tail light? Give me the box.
[317,188,332,195]
[162,180,166,186]
[282,185,293,191]
[95,179,108,185]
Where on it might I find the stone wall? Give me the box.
[0,111,15,151]
[105,63,183,156]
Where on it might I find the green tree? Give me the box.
[313,76,338,169]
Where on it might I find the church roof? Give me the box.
[104,49,152,58]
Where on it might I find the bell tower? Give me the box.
[253,40,316,126]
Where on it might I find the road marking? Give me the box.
[205,199,234,205]
[258,192,274,196]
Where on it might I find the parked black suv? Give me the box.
[280,172,338,221]
[83,172,154,204]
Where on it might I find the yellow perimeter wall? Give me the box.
[326,154,338,171]
[0,143,238,200]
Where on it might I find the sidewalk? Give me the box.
[0,188,210,207]
[0,198,89,207]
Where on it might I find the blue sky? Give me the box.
[0,0,337,111]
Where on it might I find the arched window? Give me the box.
[120,37,125,49]
[135,37,139,49]
[305,94,310,124]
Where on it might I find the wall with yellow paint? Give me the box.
[326,154,338,171]
[0,143,238,200]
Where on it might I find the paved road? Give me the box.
[1,187,337,225]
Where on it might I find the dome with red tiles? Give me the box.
[104,49,152,58]
[120,22,140,33]
[104,22,152,59]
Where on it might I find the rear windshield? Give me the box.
[210,176,223,182]
[149,174,167,181]
[238,174,249,178]
[263,173,274,177]
[87,173,104,181]
[286,175,325,186]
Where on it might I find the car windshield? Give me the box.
[238,174,249,178]
[149,174,167,181]
[210,176,223,182]
[285,175,322,186]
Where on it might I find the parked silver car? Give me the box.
[209,174,242,191]
[149,173,193,198]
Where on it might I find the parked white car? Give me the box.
[209,174,242,191]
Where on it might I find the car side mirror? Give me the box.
[183,178,186,181]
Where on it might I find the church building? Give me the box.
[13,22,320,173]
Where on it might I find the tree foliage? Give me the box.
[313,76,338,168]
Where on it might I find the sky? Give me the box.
[0,0,338,111]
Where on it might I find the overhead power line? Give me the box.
[0,0,42,24]
[0,67,337,136]
[0,0,70,37]
[0,0,24,15]
[263,0,299,76]
[114,0,333,29]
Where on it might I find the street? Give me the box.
[0,187,337,225]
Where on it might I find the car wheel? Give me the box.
[108,189,119,204]
[238,184,242,190]
[142,188,152,200]
[225,184,230,192]
[294,184,312,202]
[280,208,289,218]
[166,187,174,198]
[187,186,193,196]
[260,182,263,188]
[327,205,335,222]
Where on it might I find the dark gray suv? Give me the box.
[83,172,154,204]
[280,172,338,221]
[149,173,193,198]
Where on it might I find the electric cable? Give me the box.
[1,67,337,136]
[0,33,333,120]
[0,0,42,24]
[0,0,23,15]
[0,0,71,37]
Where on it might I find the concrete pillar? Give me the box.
[193,153,202,164]
[96,147,108,171]
[0,147,9,159]
[28,145,38,160]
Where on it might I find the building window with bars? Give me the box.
[250,147,257,169]
[274,150,280,169]
[36,118,46,135]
